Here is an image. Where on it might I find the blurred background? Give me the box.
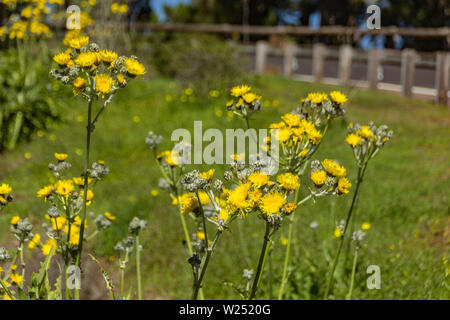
[0,0,448,299]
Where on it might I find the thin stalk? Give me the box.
[249,222,272,300]
[120,251,128,300]
[19,242,25,288]
[278,188,300,300]
[135,234,142,300]
[346,247,359,300]
[324,166,364,299]
[74,86,94,300]
[192,230,221,300]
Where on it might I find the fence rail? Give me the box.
[248,41,449,105]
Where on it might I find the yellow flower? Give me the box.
[104,211,116,221]
[53,52,71,66]
[334,227,342,238]
[10,216,20,225]
[0,196,5,204]
[10,273,23,286]
[305,127,323,144]
[329,91,348,104]
[0,183,12,195]
[3,294,11,300]
[338,177,352,194]
[283,203,297,215]
[124,58,146,76]
[219,209,228,221]
[151,189,158,197]
[95,73,114,95]
[260,191,286,216]
[73,177,92,186]
[200,169,215,181]
[248,171,269,189]
[346,133,362,147]
[37,185,53,198]
[11,264,17,271]
[277,173,300,191]
[362,222,371,231]
[357,126,372,139]
[230,153,245,162]
[69,36,89,49]
[42,239,57,256]
[281,113,301,127]
[281,237,288,246]
[50,216,67,231]
[28,233,40,250]
[322,159,346,177]
[227,183,251,214]
[75,52,97,68]
[73,77,86,96]
[98,49,118,63]
[277,128,292,143]
[172,193,198,214]
[54,152,68,161]
[55,180,74,197]
[311,170,327,186]
[111,2,119,14]
[196,232,205,241]
[242,92,261,103]
[306,92,327,104]
[231,85,251,97]
[118,4,129,13]
[117,74,125,85]
[80,189,95,204]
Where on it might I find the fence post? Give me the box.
[283,42,296,77]
[255,40,268,74]
[338,44,352,86]
[313,43,326,83]
[400,49,416,98]
[435,51,449,105]
[367,49,382,90]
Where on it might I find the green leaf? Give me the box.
[89,254,116,300]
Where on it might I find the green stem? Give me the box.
[74,86,94,300]
[278,188,301,300]
[19,242,25,289]
[346,247,359,300]
[192,230,221,300]
[249,222,272,300]
[120,251,128,300]
[135,235,142,300]
[324,166,364,299]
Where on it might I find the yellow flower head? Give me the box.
[329,91,348,104]
[311,170,327,186]
[242,92,261,103]
[72,77,86,96]
[281,113,301,127]
[260,191,286,216]
[248,171,270,189]
[338,177,352,194]
[322,159,346,177]
[95,73,114,95]
[306,92,328,104]
[75,52,97,68]
[50,216,67,231]
[227,183,251,214]
[28,233,40,250]
[334,227,343,238]
[99,49,118,63]
[200,169,215,181]
[345,133,362,148]
[283,203,297,215]
[69,36,89,49]
[53,52,71,66]
[42,239,57,256]
[196,231,205,241]
[357,125,373,139]
[72,177,92,186]
[10,273,23,286]
[172,193,198,214]
[55,180,74,197]
[362,222,371,231]
[277,173,300,191]
[10,216,20,225]
[37,185,53,198]
[0,183,12,195]
[124,58,146,76]
[104,211,116,221]
[231,85,251,97]
[54,152,68,161]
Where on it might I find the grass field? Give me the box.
[0,75,448,299]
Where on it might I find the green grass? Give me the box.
[0,75,448,300]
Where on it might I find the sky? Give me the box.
[151,0,191,21]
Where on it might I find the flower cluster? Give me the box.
[296,91,346,127]
[345,122,393,167]
[50,36,146,100]
[0,0,64,40]
[226,85,262,118]
[0,183,13,210]
[111,2,129,15]
[310,159,352,195]
[35,153,111,258]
